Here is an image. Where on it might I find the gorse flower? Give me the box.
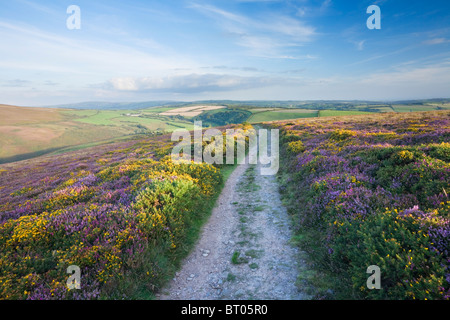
[274,111,450,300]
[0,123,251,300]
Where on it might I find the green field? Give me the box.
[248,109,318,123]
[427,103,450,110]
[318,110,374,117]
[392,105,447,112]
[63,109,192,130]
[67,110,126,125]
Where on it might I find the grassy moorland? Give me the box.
[0,105,194,163]
[270,111,450,300]
[0,123,254,299]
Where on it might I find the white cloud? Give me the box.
[1,79,32,88]
[189,3,248,24]
[189,3,316,57]
[16,0,59,16]
[295,0,333,18]
[356,40,366,51]
[0,21,198,79]
[360,63,450,87]
[320,0,332,11]
[423,38,450,45]
[106,73,289,93]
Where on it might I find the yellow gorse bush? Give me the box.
[0,122,254,299]
[3,214,50,247]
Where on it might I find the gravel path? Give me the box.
[158,140,309,300]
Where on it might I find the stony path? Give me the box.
[158,140,309,300]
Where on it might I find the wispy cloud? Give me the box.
[104,73,294,93]
[1,79,32,88]
[189,3,248,24]
[296,0,333,18]
[1,0,449,105]
[234,0,282,2]
[43,80,59,86]
[320,0,332,11]
[347,45,416,67]
[202,65,264,73]
[189,3,316,58]
[0,21,197,77]
[423,38,450,45]
[355,40,366,51]
[356,62,450,98]
[16,0,59,16]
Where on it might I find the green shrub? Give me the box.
[281,134,302,143]
[392,150,415,165]
[332,209,446,300]
[329,129,357,142]
[287,140,306,154]
[134,177,202,249]
[426,142,450,162]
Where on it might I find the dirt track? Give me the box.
[158,140,309,300]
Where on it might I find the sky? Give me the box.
[0,0,449,106]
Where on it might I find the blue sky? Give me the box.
[0,0,449,106]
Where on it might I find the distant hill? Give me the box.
[1,100,449,163]
[42,101,183,110]
[0,104,63,125]
[38,98,450,110]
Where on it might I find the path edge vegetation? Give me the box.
[269,111,450,300]
[123,128,247,299]
[0,123,252,300]
[103,126,249,299]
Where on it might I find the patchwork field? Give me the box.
[159,105,226,117]
[248,108,318,123]
[2,101,450,164]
